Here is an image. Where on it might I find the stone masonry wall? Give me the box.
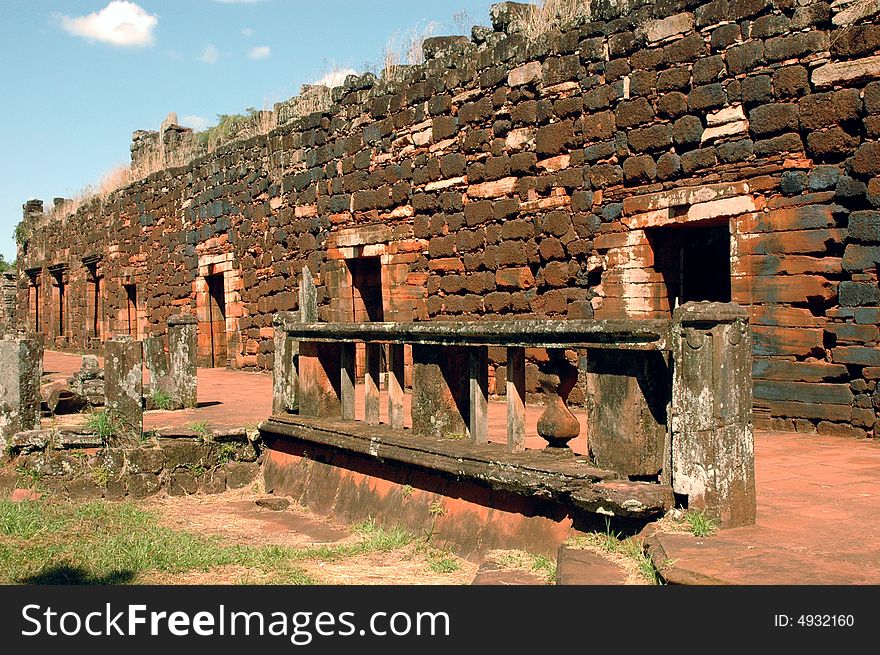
[16,0,880,438]
[0,272,16,334]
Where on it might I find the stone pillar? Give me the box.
[272,315,299,414]
[142,335,169,396]
[671,301,755,528]
[585,349,670,477]
[168,315,198,409]
[273,266,317,414]
[411,344,469,439]
[299,265,318,322]
[104,336,143,445]
[0,336,42,453]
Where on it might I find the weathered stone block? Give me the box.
[168,315,198,409]
[0,337,42,453]
[671,302,755,528]
[585,350,670,478]
[225,461,259,489]
[105,337,143,445]
[127,473,160,499]
[411,344,470,439]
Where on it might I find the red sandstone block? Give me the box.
[749,305,825,328]
[752,325,824,357]
[603,245,655,268]
[760,400,852,422]
[622,181,749,215]
[495,267,535,290]
[737,229,846,255]
[735,205,836,233]
[732,254,842,277]
[731,275,836,303]
[752,359,849,382]
[428,258,465,272]
[594,230,649,250]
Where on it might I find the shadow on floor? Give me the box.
[20,565,136,585]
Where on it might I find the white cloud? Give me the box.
[241,27,255,37]
[59,1,158,47]
[248,45,270,59]
[313,68,358,88]
[199,44,219,64]
[180,115,210,131]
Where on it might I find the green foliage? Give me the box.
[186,463,206,478]
[13,223,30,247]
[187,421,210,437]
[85,410,116,442]
[428,500,446,517]
[150,390,174,411]
[685,511,718,538]
[91,466,112,488]
[0,253,13,272]
[565,518,660,585]
[217,443,237,465]
[15,466,44,491]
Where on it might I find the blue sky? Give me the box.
[0,0,495,263]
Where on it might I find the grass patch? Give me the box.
[0,500,314,585]
[565,520,660,585]
[217,443,237,465]
[187,421,211,437]
[685,511,718,538]
[85,410,116,442]
[427,553,461,574]
[150,390,174,411]
[15,465,45,491]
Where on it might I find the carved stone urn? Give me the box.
[536,349,580,451]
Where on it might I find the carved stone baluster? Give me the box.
[536,348,580,452]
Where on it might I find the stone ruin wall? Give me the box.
[15,0,880,439]
[0,272,15,334]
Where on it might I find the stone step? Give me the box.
[555,546,629,585]
[470,560,547,585]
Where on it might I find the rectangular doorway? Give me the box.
[206,273,227,368]
[347,257,384,379]
[124,284,138,338]
[649,222,731,312]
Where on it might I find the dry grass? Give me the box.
[382,21,438,81]
[512,0,593,43]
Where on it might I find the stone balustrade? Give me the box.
[270,301,756,526]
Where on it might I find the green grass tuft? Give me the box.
[685,510,718,538]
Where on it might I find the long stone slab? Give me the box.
[261,414,673,519]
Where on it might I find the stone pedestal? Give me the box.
[585,349,670,477]
[671,302,755,527]
[168,315,198,409]
[273,322,298,414]
[105,337,143,445]
[0,336,42,453]
[411,344,469,439]
[143,335,169,396]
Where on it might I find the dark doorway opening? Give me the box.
[124,284,138,338]
[649,222,731,311]
[347,256,385,382]
[206,274,227,368]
